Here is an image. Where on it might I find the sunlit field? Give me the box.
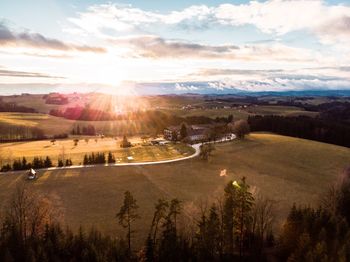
[2,0,350,258]
[0,137,194,165]
[0,112,145,136]
[0,133,349,248]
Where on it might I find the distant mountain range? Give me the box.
[135,82,350,97]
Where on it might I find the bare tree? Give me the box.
[251,195,275,248]
[73,139,79,146]
[61,145,66,162]
[231,120,250,139]
[5,183,55,242]
[322,166,350,219]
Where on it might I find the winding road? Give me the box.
[1,135,236,174]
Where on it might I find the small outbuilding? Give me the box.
[27,168,37,180]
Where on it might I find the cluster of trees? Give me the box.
[116,177,275,261]
[275,100,350,122]
[248,115,350,147]
[0,168,350,261]
[199,143,215,160]
[0,123,46,142]
[50,106,117,121]
[1,156,74,172]
[1,156,53,172]
[278,167,350,260]
[82,152,116,165]
[57,158,73,167]
[0,185,129,261]
[71,124,96,136]
[0,99,36,113]
[230,119,250,139]
[83,152,107,165]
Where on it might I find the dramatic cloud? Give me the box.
[316,15,350,44]
[68,1,350,45]
[111,35,239,59]
[111,35,314,62]
[0,23,106,53]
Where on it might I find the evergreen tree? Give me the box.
[234,177,254,259]
[22,157,28,169]
[223,181,236,255]
[144,235,155,262]
[180,123,187,140]
[150,199,169,244]
[58,159,64,167]
[65,159,72,166]
[44,156,53,168]
[196,204,222,261]
[83,155,88,165]
[116,191,140,256]
[107,152,116,164]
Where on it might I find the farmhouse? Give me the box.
[163,126,181,140]
[164,124,210,142]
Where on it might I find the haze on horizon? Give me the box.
[0,0,350,95]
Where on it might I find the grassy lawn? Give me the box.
[0,133,349,247]
[0,137,194,165]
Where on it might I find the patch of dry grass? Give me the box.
[0,137,194,165]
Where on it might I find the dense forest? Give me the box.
[0,168,349,261]
[248,115,350,148]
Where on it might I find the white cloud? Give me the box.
[67,1,350,45]
[110,35,317,63]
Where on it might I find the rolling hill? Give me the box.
[0,133,349,247]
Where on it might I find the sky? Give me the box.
[0,0,350,95]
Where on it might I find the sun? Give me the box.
[101,81,137,96]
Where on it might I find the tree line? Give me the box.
[1,156,73,172]
[50,106,117,121]
[248,115,350,148]
[0,123,46,142]
[83,152,116,165]
[71,124,96,136]
[0,168,349,261]
[0,99,36,113]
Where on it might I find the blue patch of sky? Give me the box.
[0,0,348,45]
